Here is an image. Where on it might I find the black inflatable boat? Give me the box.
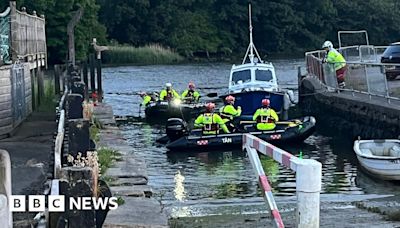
[144,101,206,122]
[158,116,316,151]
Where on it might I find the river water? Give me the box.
[102,60,400,218]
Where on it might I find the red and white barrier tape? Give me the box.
[246,144,285,228]
[243,134,300,172]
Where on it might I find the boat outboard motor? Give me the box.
[166,118,187,141]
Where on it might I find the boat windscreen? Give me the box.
[255,69,273,81]
[232,69,251,84]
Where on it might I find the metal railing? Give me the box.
[339,45,387,63]
[0,149,12,228]
[243,134,322,228]
[305,50,400,102]
[54,86,68,178]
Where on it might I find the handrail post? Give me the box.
[246,145,284,228]
[0,150,12,228]
[243,134,321,228]
[295,159,321,228]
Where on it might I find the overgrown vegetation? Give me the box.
[89,118,103,143]
[89,125,100,143]
[102,44,183,65]
[1,0,399,64]
[38,79,56,112]
[97,147,121,175]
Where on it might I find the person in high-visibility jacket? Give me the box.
[219,95,241,131]
[253,99,279,131]
[139,92,157,107]
[160,83,180,101]
[139,92,151,107]
[322,40,347,87]
[181,82,200,103]
[194,102,230,135]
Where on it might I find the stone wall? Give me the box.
[299,77,400,139]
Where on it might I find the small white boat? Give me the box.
[353,139,400,180]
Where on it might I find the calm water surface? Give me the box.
[102,60,400,217]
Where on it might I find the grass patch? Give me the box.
[103,44,184,65]
[116,196,125,206]
[38,79,56,112]
[97,147,121,175]
[90,118,103,142]
[90,125,100,142]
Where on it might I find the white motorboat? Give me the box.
[222,4,295,120]
[353,139,400,180]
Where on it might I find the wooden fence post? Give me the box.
[96,58,102,102]
[89,54,95,94]
[83,60,89,100]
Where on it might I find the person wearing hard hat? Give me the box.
[160,83,180,101]
[194,102,230,135]
[252,99,279,131]
[322,40,347,87]
[181,82,200,103]
[219,95,241,131]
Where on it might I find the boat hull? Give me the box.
[165,116,316,151]
[221,91,285,119]
[353,139,400,180]
[145,102,206,122]
[356,156,400,180]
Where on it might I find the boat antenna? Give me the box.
[242,3,263,64]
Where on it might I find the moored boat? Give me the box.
[159,116,316,151]
[353,139,400,180]
[220,4,295,120]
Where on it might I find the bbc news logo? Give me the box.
[10,195,119,212]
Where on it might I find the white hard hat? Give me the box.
[322,41,333,49]
[166,83,172,87]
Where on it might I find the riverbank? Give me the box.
[93,103,168,227]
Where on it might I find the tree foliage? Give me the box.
[0,0,106,64]
[97,0,400,58]
[0,0,399,63]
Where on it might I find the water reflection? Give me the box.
[174,170,186,202]
[105,63,400,217]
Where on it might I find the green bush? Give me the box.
[38,79,56,112]
[102,44,184,65]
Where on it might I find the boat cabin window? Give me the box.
[255,69,273,81]
[232,69,251,85]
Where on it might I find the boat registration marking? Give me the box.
[222,137,233,144]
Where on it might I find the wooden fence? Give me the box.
[0,2,47,137]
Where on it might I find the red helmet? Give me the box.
[225,95,235,104]
[262,99,270,107]
[205,102,215,112]
[188,82,195,90]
